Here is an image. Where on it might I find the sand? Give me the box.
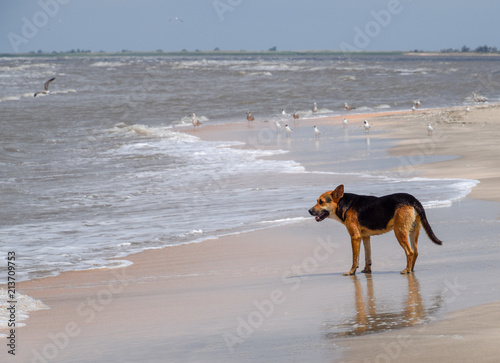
[2,105,500,362]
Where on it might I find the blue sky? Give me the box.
[1,0,499,53]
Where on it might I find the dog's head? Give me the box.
[308,185,344,222]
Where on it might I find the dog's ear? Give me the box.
[331,185,344,200]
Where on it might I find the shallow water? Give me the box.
[0,54,496,282]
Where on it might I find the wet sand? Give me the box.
[2,105,500,362]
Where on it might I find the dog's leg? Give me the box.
[344,237,361,276]
[394,227,414,274]
[361,237,372,273]
[395,207,415,274]
[409,219,421,271]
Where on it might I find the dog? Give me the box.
[308,185,442,275]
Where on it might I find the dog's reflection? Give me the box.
[325,274,441,338]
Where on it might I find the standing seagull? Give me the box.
[343,118,349,128]
[344,102,356,112]
[313,125,323,138]
[275,120,282,132]
[363,120,371,133]
[414,100,422,108]
[285,124,293,137]
[312,102,318,114]
[34,77,55,97]
[246,111,254,122]
[190,113,201,129]
[427,123,434,136]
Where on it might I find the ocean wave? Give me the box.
[91,61,127,68]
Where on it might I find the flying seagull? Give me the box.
[169,17,183,22]
[34,77,55,97]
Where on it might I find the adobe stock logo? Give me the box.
[340,0,406,52]
[7,0,70,53]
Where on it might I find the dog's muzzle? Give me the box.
[308,208,330,222]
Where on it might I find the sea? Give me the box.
[0,53,499,285]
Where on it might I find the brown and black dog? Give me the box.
[308,185,442,275]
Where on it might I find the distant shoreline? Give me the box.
[3,50,500,58]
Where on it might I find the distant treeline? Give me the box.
[440,45,499,54]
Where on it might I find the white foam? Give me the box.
[91,61,127,68]
[0,289,48,330]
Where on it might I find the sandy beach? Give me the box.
[2,105,500,362]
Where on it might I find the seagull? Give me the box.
[343,118,349,128]
[34,77,55,97]
[412,105,417,112]
[190,113,201,129]
[414,100,422,108]
[344,102,356,112]
[312,102,317,113]
[427,123,434,136]
[285,124,293,137]
[363,120,371,133]
[313,125,323,138]
[466,106,471,112]
[473,93,487,102]
[275,120,282,132]
[293,110,299,120]
[281,109,287,116]
[246,111,254,122]
[169,17,183,22]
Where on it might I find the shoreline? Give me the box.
[2,104,500,362]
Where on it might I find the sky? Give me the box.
[1,0,499,54]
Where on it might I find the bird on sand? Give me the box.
[427,123,434,136]
[285,124,293,137]
[343,118,349,128]
[34,77,55,97]
[313,125,323,138]
[293,110,299,120]
[190,113,201,129]
[363,120,371,133]
[275,121,282,132]
[246,111,254,122]
[413,100,422,108]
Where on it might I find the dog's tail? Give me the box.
[414,200,443,245]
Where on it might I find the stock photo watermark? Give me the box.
[222,234,340,352]
[340,0,410,52]
[213,0,243,22]
[29,268,129,363]
[354,276,466,363]
[7,0,71,53]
